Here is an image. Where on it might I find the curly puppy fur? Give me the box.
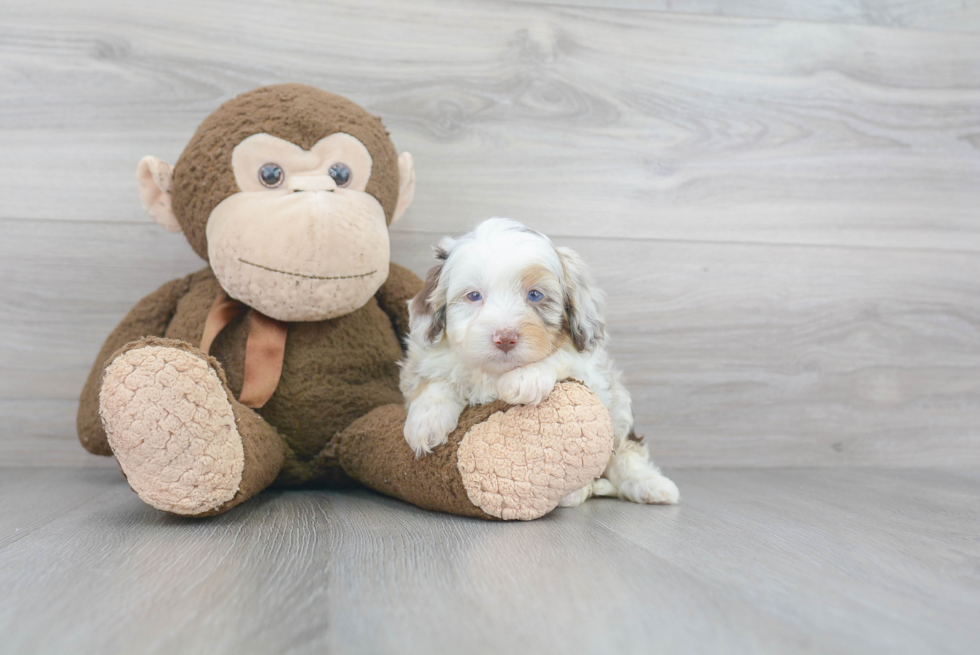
[400,218,679,506]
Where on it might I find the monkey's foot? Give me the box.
[456,381,614,520]
[338,381,614,521]
[99,341,245,516]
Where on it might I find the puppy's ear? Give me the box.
[409,253,449,345]
[557,246,606,351]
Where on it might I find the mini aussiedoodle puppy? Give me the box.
[400,218,679,506]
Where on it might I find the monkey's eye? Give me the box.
[258,163,284,188]
[467,291,483,302]
[328,162,352,188]
[527,290,543,302]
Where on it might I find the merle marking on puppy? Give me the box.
[401,218,679,506]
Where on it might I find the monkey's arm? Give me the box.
[375,262,423,348]
[77,274,194,455]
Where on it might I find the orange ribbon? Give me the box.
[200,291,288,409]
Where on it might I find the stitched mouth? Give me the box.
[238,258,376,281]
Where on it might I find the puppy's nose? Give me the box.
[493,329,519,353]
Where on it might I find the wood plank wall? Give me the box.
[2,0,978,467]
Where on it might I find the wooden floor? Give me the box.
[0,467,976,654]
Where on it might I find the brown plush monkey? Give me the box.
[78,84,613,520]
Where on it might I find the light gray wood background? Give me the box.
[3,2,980,654]
[3,0,978,468]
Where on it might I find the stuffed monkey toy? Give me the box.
[77,84,613,520]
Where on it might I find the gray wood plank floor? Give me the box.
[1,467,977,654]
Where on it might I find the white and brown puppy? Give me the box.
[400,218,679,506]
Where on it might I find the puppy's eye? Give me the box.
[467,291,483,302]
[259,163,284,188]
[527,290,543,302]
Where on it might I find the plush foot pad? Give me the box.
[456,381,614,520]
[100,345,244,516]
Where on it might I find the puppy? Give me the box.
[400,218,679,506]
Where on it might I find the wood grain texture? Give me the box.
[2,0,979,469]
[0,467,119,548]
[4,219,980,468]
[4,4,978,652]
[513,0,980,34]
[0,467,977,654]
[1,0,979,251]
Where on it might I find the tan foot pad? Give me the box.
[100,345,244,515]
[456,382,614,520]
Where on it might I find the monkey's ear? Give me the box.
[136,156,182,233]
[391,152,416,224]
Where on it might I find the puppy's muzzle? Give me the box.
[493,329,519,353]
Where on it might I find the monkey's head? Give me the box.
[136,84,416,321]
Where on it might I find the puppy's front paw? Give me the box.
[404,402,459,457]
[497,366,558,406]
[619,473,680,505]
